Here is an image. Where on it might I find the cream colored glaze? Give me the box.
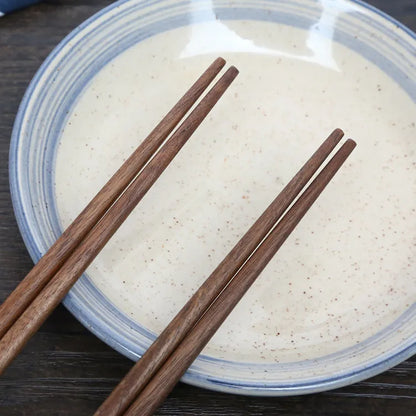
[55,20,416,363]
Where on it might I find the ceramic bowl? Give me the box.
[9,0,416,396]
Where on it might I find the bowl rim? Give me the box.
[8,0,416,396]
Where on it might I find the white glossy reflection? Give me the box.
[180,0,360,70]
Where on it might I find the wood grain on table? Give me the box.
[0,1,415,415]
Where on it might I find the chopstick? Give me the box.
[94,128,345,416]
[0,60,238,374]
[96,131,353,416]
[0,57,226,340]
[124,138,356,416]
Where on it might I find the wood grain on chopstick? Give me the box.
[125,139,356,416]
[0,57,226,340]
[94,128,344,416]
[0,65,239,375]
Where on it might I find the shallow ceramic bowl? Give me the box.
[9,0,416,396]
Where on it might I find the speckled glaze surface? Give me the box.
[9,0,416,396]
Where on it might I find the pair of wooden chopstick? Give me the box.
[94,130,355,415]
[0,57,238,373]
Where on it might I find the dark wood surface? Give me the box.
[0,1,415,415]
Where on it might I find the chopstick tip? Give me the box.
[332,128,344,138]
[345,138,357,149]
[226,65,239,79]
[338,138,357,159]
[214,57,226,67]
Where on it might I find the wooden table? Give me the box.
[0,1,415,414]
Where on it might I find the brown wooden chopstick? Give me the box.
[124,138,356,416]
[0,57,226,340]
[94,128,344,416]
[0,64,238,374]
